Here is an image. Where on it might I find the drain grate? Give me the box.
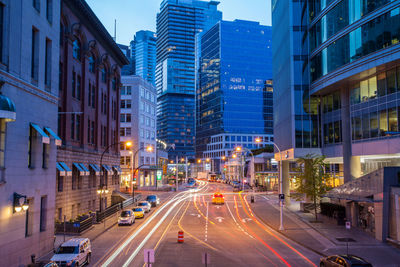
[336,237,356,242]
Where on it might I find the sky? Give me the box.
[86,0,271,45]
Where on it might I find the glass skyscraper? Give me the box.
[196,20,273,159]
[133,30,157,85]
[156,0,222,159]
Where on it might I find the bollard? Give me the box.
[178,230,184,243]
[31,254,36,264]
[251,195,255,203]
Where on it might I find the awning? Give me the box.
[78,163,90,176]
[58,162,72,176]
[56,162,66,176]
[0,94,16,122]
[102,164,113,174]
[30,123,50,144]
[73,162,86,176]
[89,164,101,175]
[44,127,62,146]
[112,165,122,175]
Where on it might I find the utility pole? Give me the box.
[185,156,188,181]
[176,155,179,191]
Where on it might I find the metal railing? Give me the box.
[96,194,141,222]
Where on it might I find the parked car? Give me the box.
[118,210,135,226]
[51,238,91,266]
[320,255,373,267]
[137,201,151,213]
[132,207,145,218]
[146,195,160,207]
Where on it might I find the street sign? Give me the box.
[144,249,155,264]
[346,221,351,230]
[279,194,285,200]
[202,252,210,265]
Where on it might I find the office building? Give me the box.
[133,30,157,85]
[120,76,157,189]
[272,0,400,241]
[118,43,135,76]
[156,0,222,159]
[196,20,273,173]
[0,0,60,265]
[56,0,128,222]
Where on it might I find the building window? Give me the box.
[42,143,49,169]
[0,5,4,63]
[388,108,398,132]
[31,28,39,81]
[101,68,107,82]
[70,114,75,140]
[28,126,35,168]
[40,196,47,232]
[72,71,76,98]
[72,166,79,190]
[91,85,96,108]
[25,198,33,237]
[91,121,95,144]
[57,174,63,192]
[45,39,52,90]
[126,86,131,95]
[89,55,95,73]
[76,75,81,100]
[33,0,40,12]
[46,0,52,23]
[76,114,81,141]
[112,77,117,91]
[87,119,91,144]
[0,119,6,169]
[59,62,63,91]
[73,38,81,61]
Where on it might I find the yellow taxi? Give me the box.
[212,193,224,205]
[132,207,145,218]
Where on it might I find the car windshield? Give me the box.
[133,208,143,212]
[121,211,131,217]
[138,203,147,206]
[147,196,156,200]
[57,246,78,254]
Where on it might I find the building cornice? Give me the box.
[63,0,129,66]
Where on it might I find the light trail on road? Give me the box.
[239,193,317,267]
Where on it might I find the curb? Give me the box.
[250,199,328,257]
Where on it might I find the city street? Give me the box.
[91,181,320,267]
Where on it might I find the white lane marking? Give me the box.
[241,218,253,223]
[215,217,224,223]
[103,181,210,266]
[226,201,254,240]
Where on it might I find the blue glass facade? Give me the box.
[156,0,222,159]
[133,31,157,85]
[195,20,273,158]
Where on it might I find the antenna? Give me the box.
[113,19,117,42]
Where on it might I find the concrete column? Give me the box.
[350,156,362,179]
[282,160,291,205]
[350,202,359,228]
[341,87,353,183]
[395,194,400,241]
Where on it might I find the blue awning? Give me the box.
[73,162,85,175]
[89,164,101,175]
[56,162,66,176]
[112,165,122,174]
[44,127,62,146]
[30,123,50,144]
[78,163,90,176]
[58,162,72,176]
[102,164,113,174]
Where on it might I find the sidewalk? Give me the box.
[251,194,400,267]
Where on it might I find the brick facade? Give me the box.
[56,0,128,221]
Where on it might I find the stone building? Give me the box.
[56,0,128,221]
[0,0,61,265]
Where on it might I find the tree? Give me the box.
[294,154,330,222]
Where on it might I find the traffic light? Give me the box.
[223,165,226,171]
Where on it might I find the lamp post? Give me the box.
[99,140,132,212]
[255,137,284,231]
[131,145,153,200]
[234,146,255,191]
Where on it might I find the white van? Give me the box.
[51,238,91,266]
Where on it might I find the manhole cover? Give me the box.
[336,238,356,242]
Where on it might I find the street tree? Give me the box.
[294,154,330,222]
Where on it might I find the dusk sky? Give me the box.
[86,0,271,45]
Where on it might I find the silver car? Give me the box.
[137,201,151,213]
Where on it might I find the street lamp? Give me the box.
[99,140,132,212]
[131,145,153,200]
[255,137,284,231]
[234,146,254,191]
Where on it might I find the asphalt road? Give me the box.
[91,181,321,267]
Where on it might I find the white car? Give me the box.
[137,201,151,213]
[118,210,135,225]
[51,238,91,266]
